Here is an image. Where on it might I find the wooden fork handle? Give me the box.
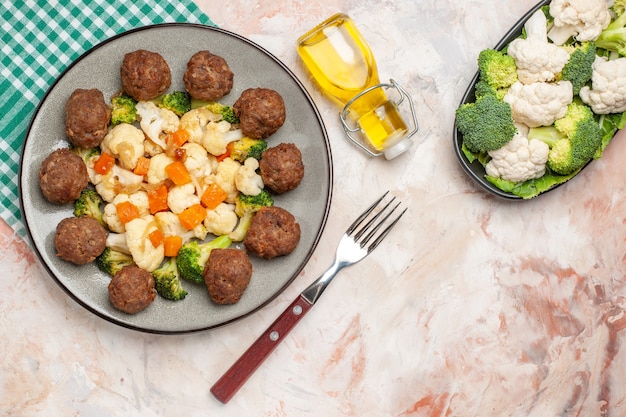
[210,294,314,403]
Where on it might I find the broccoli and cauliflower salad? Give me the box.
[40,48,305,315]
[455,0,626,199]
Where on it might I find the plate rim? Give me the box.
[18,22,334,334]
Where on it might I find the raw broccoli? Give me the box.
[455,94,517,154]
[110,94,137,125]
[560,42,596,95]
[152,257,188,301]
[596,12,626,56]
[69,144,101,165]
[154,91,191,116]
[229,137,268,162]
[73,188,105,226]
[176,235,232,283]
[96,247,135,277]
[477,48,518,91]
[530,102,602,175]
[229,189,274,242]
[192,100,240,124]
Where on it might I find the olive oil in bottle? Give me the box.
[297,13,415,158]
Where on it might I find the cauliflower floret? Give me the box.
[507,10,570,84]
[124,215,164,272]
[146,153,175,185]
[179,108,243,156]
[136,101,180,150]
[154,211,208,243]
[503,81,573,128]
[167,183,200,214]
[579,56,626,114]
[548,0,611,45]
[214,157,242,203]
[235,157,264,196]
[102,191,150,233]
[95,164,144,203]
[100,123,145,171]
[182,142,216,179]
[203,202,238,236]
[486,124,549,183]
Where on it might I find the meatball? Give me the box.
[259,143,304,194]
[65,88,111,148]
[244,206,300,259]
[203,248,253,304]
[233,88,286,139]
[54,216,107,265]
[183,50,234,101]
[39,148,89,204]
[108,265,156,314]
[120,49,171,101]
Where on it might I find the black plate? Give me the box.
[453,0,552,200]
[19,23,333,334]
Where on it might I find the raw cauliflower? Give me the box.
[100,123,145,171]
[203,202,238,236]
[503,81,573,127]
[154,211,208,243]
[235,158,264,196]
[146,153,174,185]
[124,215,165,272]
[136,101,180,150]
[548,0,611,45]
[507,10,570,84]
[167,183,200,214]
[579,56,626,114]
[103,191,150,233]
[486,125,550,183]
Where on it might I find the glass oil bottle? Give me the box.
[296,13,418,159]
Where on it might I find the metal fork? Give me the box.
[211,191,406,403]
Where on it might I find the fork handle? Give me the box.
[210,294,314,403]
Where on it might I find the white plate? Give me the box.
[19,23,333,334]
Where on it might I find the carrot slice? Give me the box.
[148,229,164,248]
[200,183,228,210]
[94,152,115,175]
[172,128,190,147]
[133,156,151,176]
[216,142,233,162]
[147,184,169,214]
[165,160,192,185]
[116,201,140,224]
[163,235,183,257]
[178,204,207,230]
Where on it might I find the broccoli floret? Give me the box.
[477,48,518,91]
[154,91,191,117]
[229,137,268,162]
[613,0,626,17]
[596,12,626,56]
[96,247,135,277]
[229,190,274,242]
[110,94,138,125]
[560,42,596,95]
[455,94,517,154]
[152,257,188,301]
[192,100,240,124]
[69,144,101,165]
[176,235,232,283]
[73,188,105,226]
[530,102,602,175]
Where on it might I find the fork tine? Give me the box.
[345,191,389,235]
[366,206,406,252]
[357,199,400,246]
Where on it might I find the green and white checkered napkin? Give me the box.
[0,0,214,237]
